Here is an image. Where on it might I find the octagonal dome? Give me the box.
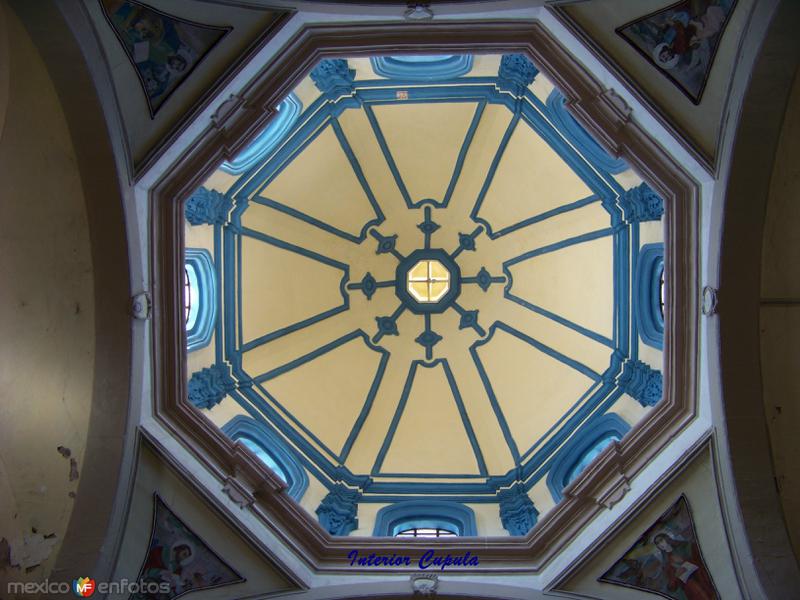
[183,52,665,537]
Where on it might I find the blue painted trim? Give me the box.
[339,351,390,462]
[393,248,462,315]
[546,413,630,502]
[470,111,521,229]
[489,322,602,382]
[221,415,309,501]
[205,75,641,501]
[503,227,617,268]
[469,330,521,465]
[373,500,477,536]
[450,226,483,260]
[544,89,628,175]
[251,196,376,244]
[461,267,505,291]
[221,94,302,175]
[347,273,395,300]
[415,313,441,360]
[373,304,405,343]
[441,359,488,476]
[317,483,359,536]
[635,243,665,349]
[185,248,217,352]
[417,206,440,249]
[370,229,404,261]
[372,360,487,477]
[488,194,600,240]
[237,227,350,352]
[254,329,362,385]
[371,55,473,80]
[452,302,486,337]
[363,104,416,208]
[442,101,486,206]
[498,484,538,535]
[329,116,386,224]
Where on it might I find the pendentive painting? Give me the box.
[99,0,230,116]
[130,494,244,600]
[615,0,738,104]
[599,495,720,600]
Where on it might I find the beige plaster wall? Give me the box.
[81,0,287,168]
[110,442,297,599]
[557,443,744,599]
[760,66,800,560]
[0,0,95,590]
[560,0,757,168]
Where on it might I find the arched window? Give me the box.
[635,243,666,349]
[220,93,302,175]
[373,500,477,537]
[221,416,308,502]
[396,527,458,538]
[545,89,628,174]
[184,249,217,352]
[547,413,631,503]
[370,55,473,80]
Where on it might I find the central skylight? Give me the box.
[182,52,666,538]
[407,259,450,303]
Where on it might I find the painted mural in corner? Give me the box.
[130,494,244,600]
[599,495,719,600]
[616,0,738,104]
[99,0,230,116]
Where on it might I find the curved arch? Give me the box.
[547,413,630,502]
[185,248,217,351]
[222,416,309,501]
[370,54,473,80]
[635,243,665,349]
[717,0,800,594]
[545,89,628,174]
[220,93,302,175]
[373,499,477,536]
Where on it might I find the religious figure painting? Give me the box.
[130,494,244,600]
[599,495,719,600]
[615,0,738,104]
[99,0,230,116]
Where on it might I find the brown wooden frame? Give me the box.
[150,19,699,572]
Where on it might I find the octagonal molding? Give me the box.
[151,20,699,572]
[396,250,461,313]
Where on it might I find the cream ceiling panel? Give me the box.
[475,327,596,456]
[264,336,383,456]
[380,361,482,475]
[239,235,345,344]
[478,119,593,233]
[507,235,615,340]
[262,125,378,238]
[372,101,478,205]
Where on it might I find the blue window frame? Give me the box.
[370,55,473,80]
[635,243,665,349]
[220,93,302,175]
[545,89,628,175]
[185,248,217,352]
[221,416,308,502]
[373,500,477,537]
[547,413,630,503]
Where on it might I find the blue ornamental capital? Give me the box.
[498,484,539,536]
[187,363,235,410]
[498,53,539,95]
[619,183,664,223]
[185,186,232,226]
[316,484,359,536]
[618,359,663,407]
[310,59,356,97]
